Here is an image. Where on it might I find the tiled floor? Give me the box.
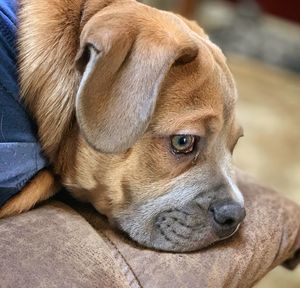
[229,55,300,287]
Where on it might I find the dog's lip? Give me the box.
[219,223,241,241]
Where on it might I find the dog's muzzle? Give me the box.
[152,199,245,251]
[114,180,246,252]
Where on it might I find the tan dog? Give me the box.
[0,0,245,252]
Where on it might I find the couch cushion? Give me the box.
[0,202,133,288]
[0,172,299,288]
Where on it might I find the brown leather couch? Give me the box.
[1,171,299,288]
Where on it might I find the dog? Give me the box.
[0,0,245,252]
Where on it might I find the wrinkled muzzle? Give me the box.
[112,175,245,252]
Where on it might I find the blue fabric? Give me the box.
[0,0,47,207]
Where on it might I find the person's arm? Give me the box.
[0,0,48,208]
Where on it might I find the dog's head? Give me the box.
[64,1,245,252]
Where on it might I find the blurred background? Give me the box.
[140,0,300,287]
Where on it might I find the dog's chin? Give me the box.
[112,219,232,252]
[135,228,219,253]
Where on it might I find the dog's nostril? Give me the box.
[223,217,235,226]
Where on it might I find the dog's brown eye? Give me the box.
[170,135,196,154]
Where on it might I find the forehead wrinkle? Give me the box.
[151,76,225,136]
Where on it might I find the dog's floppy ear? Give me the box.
[75,14,198,153]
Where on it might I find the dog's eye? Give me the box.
[170,135,196,154]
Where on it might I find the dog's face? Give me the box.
[63,1,245,252]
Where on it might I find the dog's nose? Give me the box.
[209,200,246,238]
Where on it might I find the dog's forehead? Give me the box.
[151,42,237,133]
[142,10,238,128]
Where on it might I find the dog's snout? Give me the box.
[209,200,246,238]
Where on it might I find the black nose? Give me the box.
[209,200,246,238]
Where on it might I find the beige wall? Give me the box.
[229,55,300,287]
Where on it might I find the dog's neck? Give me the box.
[18,0,120,165]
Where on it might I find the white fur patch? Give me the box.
[224,170,244,207]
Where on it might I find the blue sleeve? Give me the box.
[0,0,48,207]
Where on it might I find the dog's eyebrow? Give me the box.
[150,110,221,136]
